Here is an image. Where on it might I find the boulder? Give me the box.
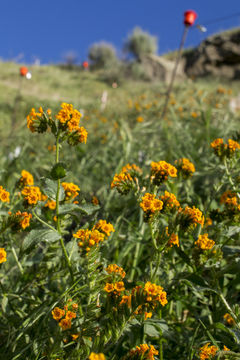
[139,54,185,83]
[184,28,240,79]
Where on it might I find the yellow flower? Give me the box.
[119,294,131,307]
[199,343,218,360]
[89,353,105,360]
[0,248,7,263]
[26,107,44,132]
[144,312,152,320]
[105,264,126,278]
[15,211,32,229]
[114,281,125,292]
[175,158,195,178]
[0,186,10,203]
[140,193,163,214]
[20,170,34,186]
[104,283,115,293]
[59,318,72,330]
[71,333,79,340]
[62,182,80,200]
[52,307,65,321]
[144,281,168,307]
[92,196,99,205]
[224,313,235,326]
[93,219,115,237]
[65,311,77,320]
[21,186,42,205]
[151,161,177,185]
[136,116,144,123]
[181,206,204,228]
[160,191,180,212]
[44,199,56,210]
[195,234,215,250]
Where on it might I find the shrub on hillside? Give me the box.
[124,26,158,60]
[88,42,118,69]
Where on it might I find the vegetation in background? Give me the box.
[0,61,239,359]
[123,27,158,60]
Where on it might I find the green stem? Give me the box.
[219,293,240,330]
[151,251,162,282]
[159,309,163,360]
[32,210,57,232]
[130,210,145,281]
[55,132,74,282]
[11,245,24,275]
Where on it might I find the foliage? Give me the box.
[88,42,118,69]
[0,62,240,359]
[124,27,158,60]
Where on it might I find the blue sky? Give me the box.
[1,0,240,64]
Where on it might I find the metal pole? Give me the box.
[161,26,189,119]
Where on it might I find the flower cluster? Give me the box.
[104,281,125,294]
[140,193,163,218]
[21,186,43,205]
[0,248,7,263]
[105,264,126,278]
[27,107,47,133]
[62,182,80,201]
[26,103,88,145]
[93,219,115,237]
[121,163,142,175]
[9,211,32,230]
[44,199,56,210]
[0,186,10,203]
[52,300,78,331]
[199,343,218,360]
[124,344,158,360]
[179,206,204,231]
[74,229,104,253]
[111,172,133,194]
[19,170,34,187]
[89,353,105,360]
[220,190,240,213]
[166,227,179,247]
[56,103,88,145]
[195,234,215,250]
[211,138,240,159]
[150,160,177,185]
[175,158,195,178]
[111,163,141,195]
[224,313,235,326]
[144,281,168,307]
[160,191,180,212]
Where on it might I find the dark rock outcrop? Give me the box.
[184,28,240,79]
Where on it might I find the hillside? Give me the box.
[1,58,240,359]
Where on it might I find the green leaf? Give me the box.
[50,162,67,180]
[226,226,240,237]
[41,178,64,201]
[144,323,161,338]
[22,229,61,250]
[222,246,240,256]
[77,203,100,215]
[58,203,80,215]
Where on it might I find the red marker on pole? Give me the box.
[184,10,198,26]
[20,66,28,77]
[161,10,198,118]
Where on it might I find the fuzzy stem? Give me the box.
[55,132,74,282]
[11,245,24,275]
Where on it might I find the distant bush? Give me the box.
[124,27,158,60]
[88,42,118,69]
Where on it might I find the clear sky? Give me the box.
[1,0,240,64]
